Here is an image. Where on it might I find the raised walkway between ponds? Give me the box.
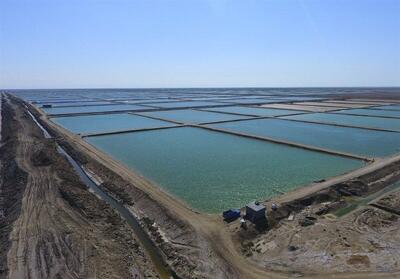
[329,111,400,120]
[273,116,400,133]
[81,124,184,138]
[127,112,185,124]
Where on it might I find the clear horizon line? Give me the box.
[2,85,400,91]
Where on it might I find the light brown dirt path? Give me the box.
[3,98,157,278]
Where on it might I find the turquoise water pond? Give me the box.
[42,104,149,115]
[52,113,174,134]
[282,112,400,131]
[219,98,282,105]
[375,104,400,111]
[211,118,400,157]
[217,98,283,104]
[205,106,306,117]
[145,101,229,108]
[140,109,249,124]
[40,101,114,107]
[336,108,400,118]
[87,127,363,213]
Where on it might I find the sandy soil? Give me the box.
[1,97,158,278]
[240,206,400,274]
[348,98,400,104]
[372,189,400,215]
[232,159,400,277]
[324,100,394,106]
[273,156,400,205]
[18,93,400,279]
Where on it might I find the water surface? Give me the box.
[87,127,363,213]
[42,104,149,115]
[206,106,307,117]
[335,108,400,118]
[282,112,400,131]
[140,109,249,124]
[39,101,116,107]
[211,118,400,157]
[145,101,230,108]
[374,104,400,111]
[53,113,174,134]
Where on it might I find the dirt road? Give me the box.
[1,97,158,278]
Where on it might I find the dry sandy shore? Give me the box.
[2,94,400,279]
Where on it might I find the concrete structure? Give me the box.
[245,201,266,223]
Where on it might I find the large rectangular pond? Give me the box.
[335,108,400,118]
[217,98,283,104]
[205,106,306,117]
[140,109,249,124]
[282,112,400,132]
[41,104,149,115]
[52,113,175,134]
[210,119,400,157]
[144,101,230,109]
[86,127,363,213]
[375,104,400,111]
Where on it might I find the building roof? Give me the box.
[246,201,266,212]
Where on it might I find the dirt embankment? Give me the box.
[371,185,400,216]
[1,97,158,278]
[233,158,400,275]
[0,99,28,278]
[267,160,400,222]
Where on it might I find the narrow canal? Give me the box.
[25,106,176,279]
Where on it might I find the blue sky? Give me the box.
[0,0,399,89]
